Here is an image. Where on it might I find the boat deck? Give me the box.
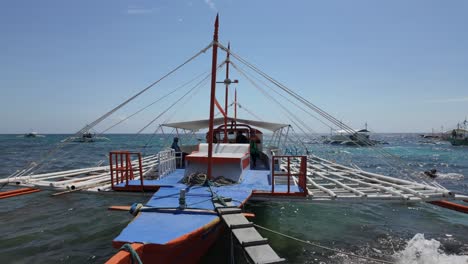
[114,210,219,245]
[114,169,185,188]
[114,168,300,193]
[113,168,298,246]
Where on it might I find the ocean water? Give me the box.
[0,134,467,264]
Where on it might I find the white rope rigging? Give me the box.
[99,69,211,134]
[220,42,382,144]
[142,70,218,151]
[223,44,385,144]
[136,61,226,135]
[160,67,217,127]
[221,42,429,185]
[137,62,225,152]
[77,68,209,169]
[231,62,321,145]
[236,103,263,121]
[285,126,311,155]
[136,74,210,134]
[76,42,213,136]
[240,61,334,131]
[7,43,213,178]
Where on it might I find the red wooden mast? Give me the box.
[207,14,219,179]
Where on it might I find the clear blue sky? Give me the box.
[1,0,467,133]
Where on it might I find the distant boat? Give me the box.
[66,132,109,143]
[323,123,384,146]
[81,132,94,142]
[419,133,441,139]
[22,131,45,138]
[448,119,468,146]
[419,127,447,140]
[24,132,37,138]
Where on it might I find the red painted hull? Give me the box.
[110,218,224,264]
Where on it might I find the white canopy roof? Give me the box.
[162,117,289,132]
[444,128,468,134]
[335,129,369,134]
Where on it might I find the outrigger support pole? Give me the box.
[207,14,219,179]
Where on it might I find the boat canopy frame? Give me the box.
[162,117,289,133]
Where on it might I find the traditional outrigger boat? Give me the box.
[2,15,468,264]
[448,120,468,146]
[64,131,110,143]
[22,131,45,138]
[24,131,37,138]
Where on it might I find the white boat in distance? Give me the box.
[323,124,385,146]
[65,132,109,143]
[22,131,45,138]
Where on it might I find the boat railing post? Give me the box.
[138,153,144,191]
[109,152,114,189]
[158,151,161,179]
[115,153,120,184]
[120,153,124,184]
[171,149,176,173]
[161,151,164,177]
[131,153,134,178]
[300,156,307,195]
[287,157,291,194]
[271,156,275,193]
[125,152,130,187]
[164,151,167,176]
[174,149,177,171]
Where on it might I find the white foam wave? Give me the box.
[436,173,464,180]
[393,233,468,264]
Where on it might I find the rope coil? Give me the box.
[180,172,236,187]
[119,243,143,264]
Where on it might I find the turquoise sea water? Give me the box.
[0,134,467,263]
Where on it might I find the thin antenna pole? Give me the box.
[234,87,237,130]
[234,88,237,120]
[224,42,231,143]
[207,14,219,179]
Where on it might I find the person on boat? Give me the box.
[236,131,249,143]
[171,137,186,168]
[204,134,219,143]
[171,137,181,152]
[452,129,457,138]
[250,137,259,168]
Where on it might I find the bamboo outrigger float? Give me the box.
[2,15,468,264]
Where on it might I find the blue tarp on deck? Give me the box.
[113,168,299,245]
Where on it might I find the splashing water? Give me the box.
[393,234,468,264]
[436,173,464,180]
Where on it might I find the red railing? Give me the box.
[109,151,143,191]
[271,155,307,196]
